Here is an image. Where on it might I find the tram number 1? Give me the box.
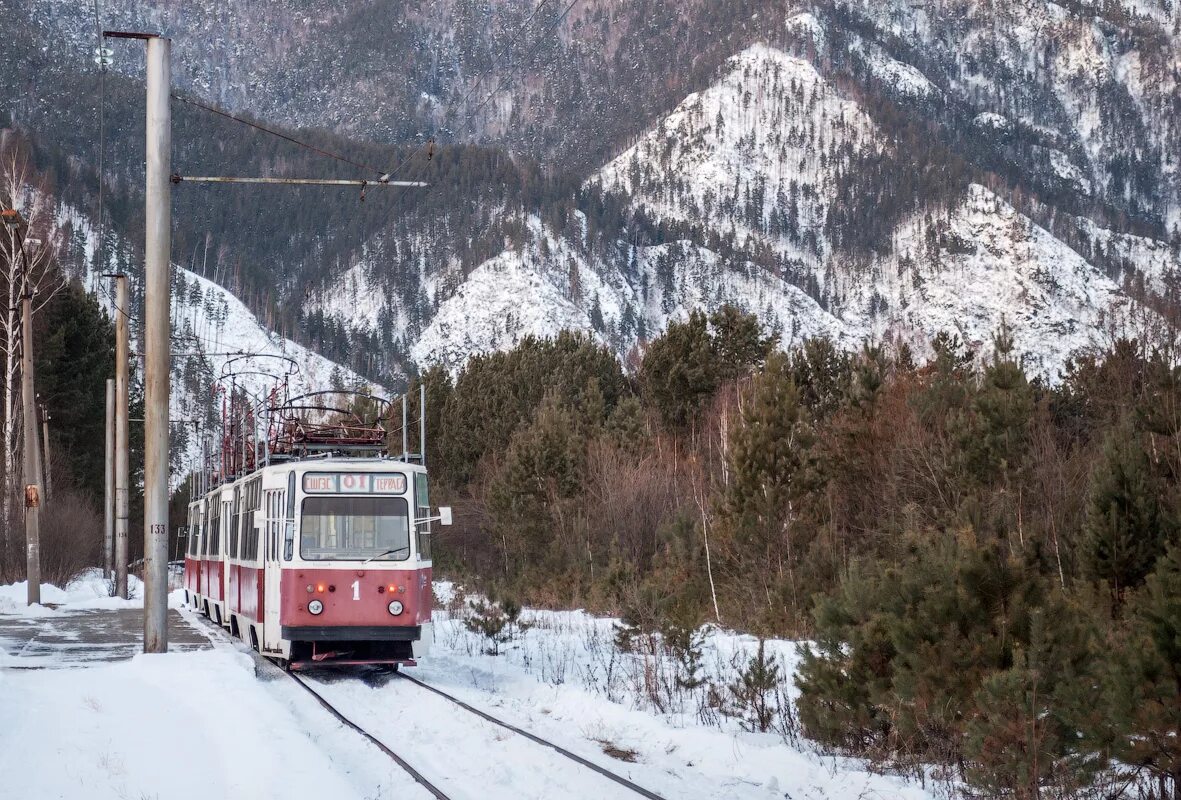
[351,579,360,601]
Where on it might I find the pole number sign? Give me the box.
[303,473,406,494]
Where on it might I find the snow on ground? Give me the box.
[0,570,144,615]
[1,576,936,799]
[403,582,936,800]
[0,646,431,800]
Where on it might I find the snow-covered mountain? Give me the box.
[52,204,381,479]
[314,39,1181,378]
[9,1,1181,383]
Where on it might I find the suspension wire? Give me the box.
[373,0,583,226]
[452,0,555,114]
[171,93,391,179]
[463,0,581,128]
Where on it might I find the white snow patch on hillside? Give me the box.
[974,111,1011,130]
[595,44,879,271]
[412,249,606,371]
[313,258,388,333]
[51,201,380,478]
[172,266,380,402]
[634,242,853,348]
[861,46,939,97]
[1074,216,1181,297]
[786,10,827,46]
[860,184,1155,375]
[1044,147,1093,194]
[410,216,853,372]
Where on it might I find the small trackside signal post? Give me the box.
[40,404,52,501]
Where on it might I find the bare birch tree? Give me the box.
[0,141,67,526]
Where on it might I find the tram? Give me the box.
[183,385,449,669]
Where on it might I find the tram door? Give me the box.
[263,485,283,650]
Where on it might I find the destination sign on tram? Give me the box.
[303,473,407,494]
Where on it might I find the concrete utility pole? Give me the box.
[142,35,171,654]
[113,273,129,600]
[39,403,51,501]
[21,293,42,605]
[104,29,171,650]
[104,378,114,580]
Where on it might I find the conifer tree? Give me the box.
[1082,420,1168,610]
[1099,545,1181,796]
[487,394,585,575]
[640,310,716,429]
[34,278,115,499]
[964,324,1033,488]
[963,607,1101,799]
[720,351,812,621]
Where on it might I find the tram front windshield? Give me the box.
[300,496,410,561]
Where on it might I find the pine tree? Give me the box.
[487,394,585,575]
[964,324,1033,488]
[1099,545,1181,796]
[963,607,1101,799]
[709,305,776,383]
[1082,420,1168,610]
[640,310,716,429]
[34,278,115,500]
[720,351,813,623]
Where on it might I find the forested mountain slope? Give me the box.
[3,0,1179,383]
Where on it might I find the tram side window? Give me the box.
[415,473,432,560]
[230,488,241,558]
[241,489,257,562]
[188,509,200,557]
[284,471,295,560]
[246,478,261,561]
[203,504,212,556]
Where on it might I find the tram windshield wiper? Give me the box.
[363,545,410,564]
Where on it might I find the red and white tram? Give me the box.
[183,388,448,669]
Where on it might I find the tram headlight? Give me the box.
[308,599,324,615]
[387,600,404,616]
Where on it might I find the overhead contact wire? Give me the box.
[171,93,390,179]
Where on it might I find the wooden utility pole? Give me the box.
[20,293,42,605]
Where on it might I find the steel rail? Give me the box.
[287,673,451,800]
[185,593,663,798]
[395,672,668,800]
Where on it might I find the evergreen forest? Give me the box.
[420,309,1181,798]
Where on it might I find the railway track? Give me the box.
[288,673,451,800]
[188,610,667,799]
[392,671,666,800]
